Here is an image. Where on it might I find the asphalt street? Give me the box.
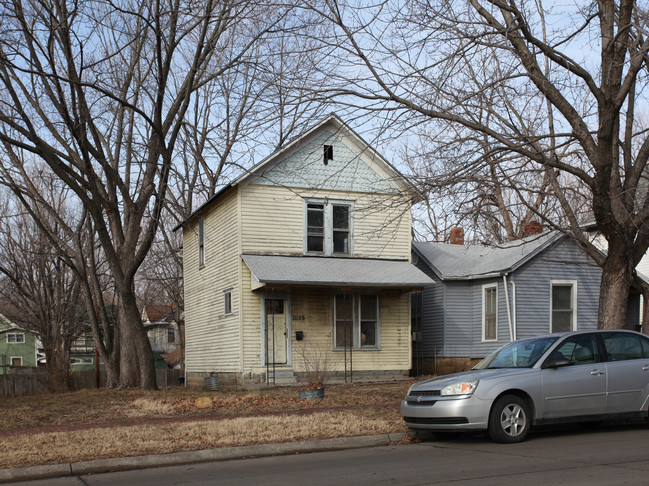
[4,422,649,485]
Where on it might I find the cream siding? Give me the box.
[183,187,241,373]
[240,184,412,260]
[284,288,411,373]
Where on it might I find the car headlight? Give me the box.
[441,380,479,396]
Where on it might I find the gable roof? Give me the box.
[413,231,564,280]
[142,305,180,326]
[174,113,419,231]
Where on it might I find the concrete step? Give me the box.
[266,369,297,385]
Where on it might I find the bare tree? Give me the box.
[0,0,292,388]
[0,184,86,391]
[302,0,649,329]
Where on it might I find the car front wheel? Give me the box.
[488,394,531,443]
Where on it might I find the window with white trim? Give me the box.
[70,357,93,365]
[551,281,577,332]
[198,218,205,268]
[7,333,25,344]
[167,328,176,343]
[334,294,379,349]
[224,289,232,315]
[10,357,22,367]
[482,284,497,341]
[305,200,352,255]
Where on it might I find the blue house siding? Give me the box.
[443,282,473,357]
[414,259,443,358]
[513,238,600,339]
[416,235,609,360]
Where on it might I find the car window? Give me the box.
[475,336,558,369]
[602,333,644,361]
[641,336,649,358]
[547,334,599,366]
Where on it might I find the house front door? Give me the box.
[265,298,288,365]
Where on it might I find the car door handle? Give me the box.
[590,369,605,376]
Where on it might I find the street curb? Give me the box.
[0,433,406,483]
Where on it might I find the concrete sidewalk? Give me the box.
[0,432,406,484]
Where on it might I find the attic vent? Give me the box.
[324,145,333,165]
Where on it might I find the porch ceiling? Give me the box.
[241,254,434,289]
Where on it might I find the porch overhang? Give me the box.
[241,254,434,290]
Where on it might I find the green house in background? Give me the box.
[0,313,37,374]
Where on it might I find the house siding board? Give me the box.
[184,187,241,374]
[443,282,474,357]
[413,259,443,358]
[240,184,411,260]
[513,238,600,339]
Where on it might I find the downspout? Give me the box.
[512,281,517,341]
[503,274,514,342]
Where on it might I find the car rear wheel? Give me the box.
[488,394,531,443]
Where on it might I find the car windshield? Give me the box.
[474,336,560,369]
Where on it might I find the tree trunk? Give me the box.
[598,246,632,329]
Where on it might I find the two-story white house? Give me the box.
[176,114,433,386]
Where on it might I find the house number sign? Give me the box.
[292,315,306,321]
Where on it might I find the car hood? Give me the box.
[410,368,532,391]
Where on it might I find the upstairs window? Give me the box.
[198,218,205,268]
[167,328,176,344]
[307,203,325,252]
[332,205,350,253]
[7,333,25,344]
[224,289,233,315]
[305,200,352,255]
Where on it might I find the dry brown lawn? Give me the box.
[0,381,415,469]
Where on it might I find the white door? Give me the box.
[265,298,287,365]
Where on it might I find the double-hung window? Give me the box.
[7,333,25,344]
[551,281,576,332]
[305,200,352,255]
[482,284,497,341]
[334,294,379,349]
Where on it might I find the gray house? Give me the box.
[411,230,642,375]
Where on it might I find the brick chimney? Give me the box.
[524,220,542,237]
[449,227,464,245]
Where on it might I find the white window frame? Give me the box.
[167,328,176,343]
[482,284,498,342]
[7,333,25,344]
[10,356,22,367]
[70,357,93,365]
[550,280,578,332]
[304,199,353,256]
[198,218,205,268]
[224,288,233,316]
[333,293,380,350]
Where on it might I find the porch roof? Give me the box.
[241,254,434,289]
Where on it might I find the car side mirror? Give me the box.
[543,358,571,369]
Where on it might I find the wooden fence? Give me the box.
[0,368,184,398]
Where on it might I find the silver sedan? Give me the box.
[401,330,649,443]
